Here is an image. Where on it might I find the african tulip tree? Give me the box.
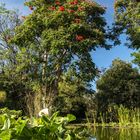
[11,0,111,110]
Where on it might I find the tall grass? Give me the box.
[90,105,140,127]
[117,106,140,127]
[118,105,130,125]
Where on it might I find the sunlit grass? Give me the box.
[86,105,140,128]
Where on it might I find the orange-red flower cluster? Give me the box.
[69,0,78,5]
[67,9,75,13]
[55,1,60,5]
[76,35,84,41]
[59,6,65,11]
[47,0,85,14]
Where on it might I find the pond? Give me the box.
[90,126,140,140]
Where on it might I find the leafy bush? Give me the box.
[0,109,89,140]
[0,108,22,117]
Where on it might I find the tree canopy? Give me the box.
[114,0,140,75]
[132,51,140,68]
[114,0,140,49]
[96,59,140,111]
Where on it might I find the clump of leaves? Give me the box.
[0,107,22,118]
[0,110,89,140]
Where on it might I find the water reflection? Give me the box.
[91,127,140,140]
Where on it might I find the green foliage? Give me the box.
[89,104,140,126]
[103,105,140,125]
[132,51,140,68]
[114,0,140,49]
[0,109,89,140]
[114,0,140,75]
[94,59,140,124]
[96,59,140,113]
[0,108,22,117]
[0,4,29,112]
[52,72,95,120]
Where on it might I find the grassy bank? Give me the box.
[73,105,140,129]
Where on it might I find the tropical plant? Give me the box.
[0,107,22,117]
[0,109,89,140]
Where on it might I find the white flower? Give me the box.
[39,108,49,117]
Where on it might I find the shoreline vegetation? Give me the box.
[71,105,140,129]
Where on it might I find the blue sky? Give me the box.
[1,0,135,69]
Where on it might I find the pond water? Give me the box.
[90,126,140,140]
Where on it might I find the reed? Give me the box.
[91,105,140,127]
